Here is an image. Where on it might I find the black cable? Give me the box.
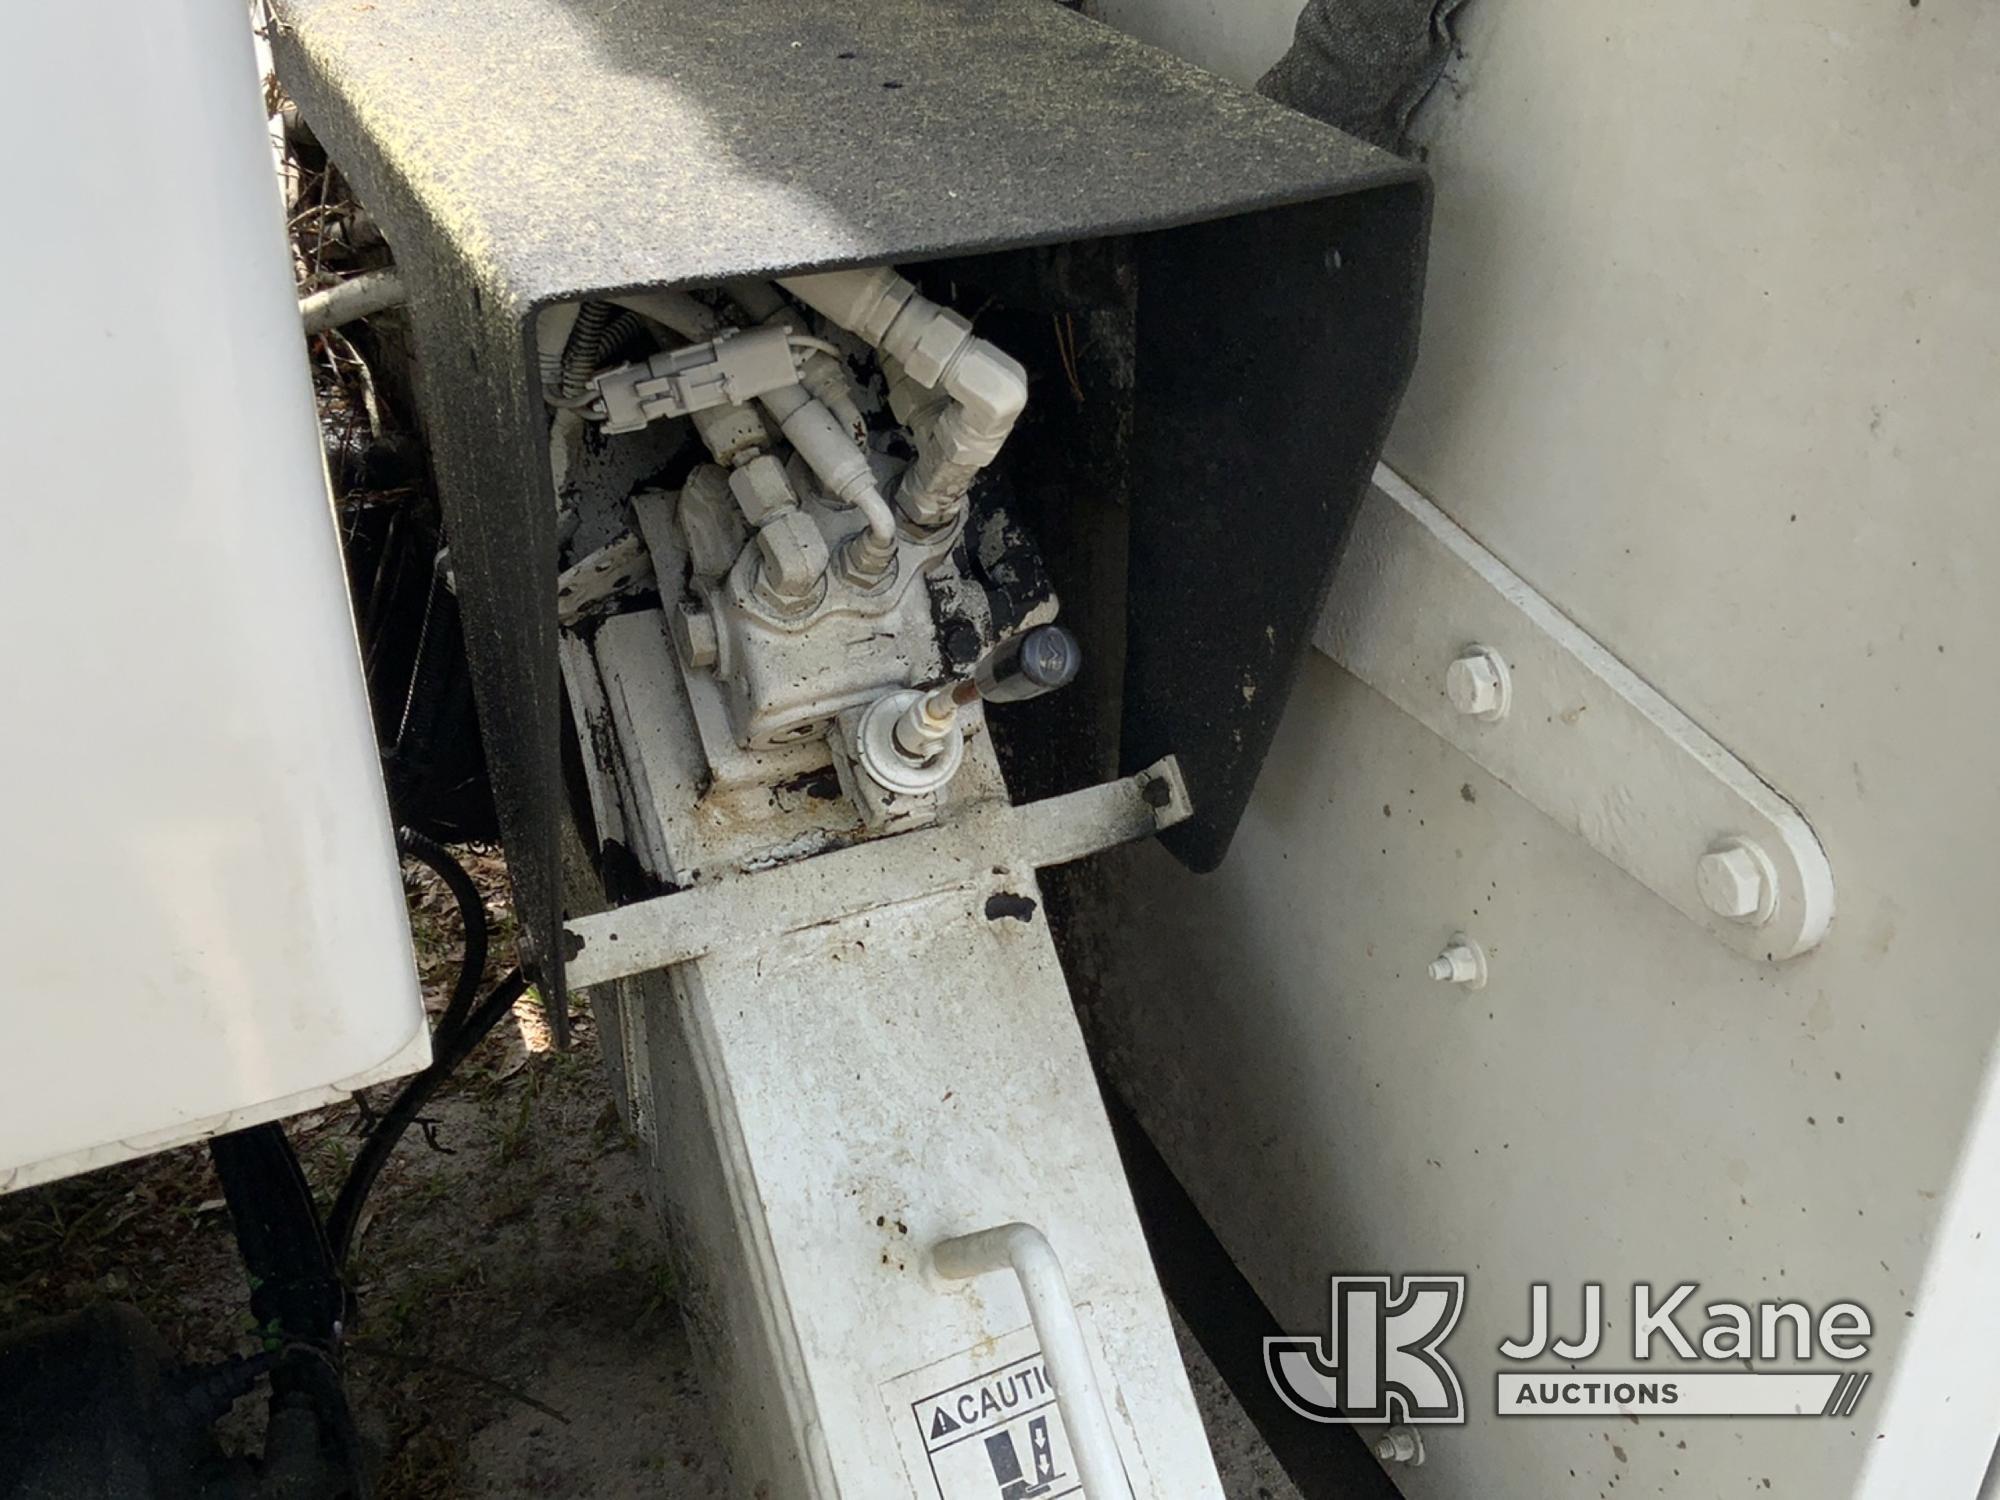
[210,1124,372,1497]
[326,967,527,1267]
[556,300,647,398]
[211,1126,345,1348]
[394,826,487,1035]
[194,839,504,1493]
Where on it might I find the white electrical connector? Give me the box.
[591,326,810,435]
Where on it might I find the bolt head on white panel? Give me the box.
[1697,840,1776,925]
[1375,1426,1425,1465]
[1428,935,1488,988]
[1445,648,1510,721]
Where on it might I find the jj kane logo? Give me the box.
[1268,1278,1873,1422]
[1265,1275,1468,1424]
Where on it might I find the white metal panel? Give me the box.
[570,615,1225,1498]
[1089,0,2000,1496]
[1089,0,1297,87]
[0,3,426,1190]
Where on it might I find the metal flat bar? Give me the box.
[563,758,1189,990]
[1316,465,1835,960]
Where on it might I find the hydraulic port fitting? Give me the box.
[727,453,800,526]
[856,690,965,797]
[837,529,900,590]
[752,511,829,616]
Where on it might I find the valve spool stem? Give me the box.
[855,626,1082,805]
[889,627,1080,766]
[894,681,980,763]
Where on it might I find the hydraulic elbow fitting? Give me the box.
[779,268,1028,530]
[851,627,1081,804]
[758,384,898,584]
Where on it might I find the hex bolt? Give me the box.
[1427,934,1487,989]
[1696,838,1776,925]
[1445,646,1510,721]
[1374,1426,1424,1466]
[669,602,719,670]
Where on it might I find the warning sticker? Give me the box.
[881,1317,1146,1500]
[913,1349,1075,1499]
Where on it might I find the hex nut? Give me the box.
[835,530,899,590]
[1374,1426,1424,1465]
[1697,839,1775,924]
[900,305,975,387]
[1427,934,1487,989]
[670,602,719,670]
[1445,648,1510,721]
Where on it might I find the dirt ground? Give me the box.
[0,851,1303,1498]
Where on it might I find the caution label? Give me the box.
[882,1317,1144,1500]
[912,1350,1076,1499]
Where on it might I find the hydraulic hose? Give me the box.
[325,968,528,1267]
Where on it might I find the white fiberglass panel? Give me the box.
[0,3,427,1190]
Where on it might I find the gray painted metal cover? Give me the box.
[271,0,1427,1012]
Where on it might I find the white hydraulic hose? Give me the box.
[726,278,870,446]
[728,278,892,564]
[932,1223,1135,1500]
[299,267,406,336]
[758,382,897,571]
[721,277,788,322]
[777,267,1028,528]
[607,288,723,341]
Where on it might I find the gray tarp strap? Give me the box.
[1258,0,1477,153]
